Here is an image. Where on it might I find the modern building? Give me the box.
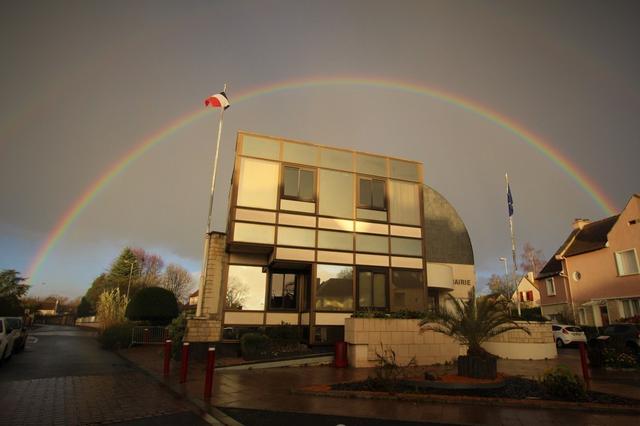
[536,194,640,326]
[186,131,476,344]
[511,272,540,307]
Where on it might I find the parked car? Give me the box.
[552,324,587,348]
[596,323,640,353]
[0,317,21,364]
[6,317,27,352]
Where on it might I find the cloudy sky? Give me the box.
[1,1,638,298]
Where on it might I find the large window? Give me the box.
[283,166,315,201]
[390,269,424,311]
[277,226,315,247]
[355,234,389,254]
[269,272,300,310]
[316,265,353,311]
[358,177,386,210]
[318,169,353,218]
[357,269,387,309]
[225,265,267,311]
[388,180,420,226]
[317,230,353,251]
[390,237,422,256]
[615,249,639,276]
[237,158,279,210]
[545,277,556,296]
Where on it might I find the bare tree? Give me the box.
[519,242,545,275]
[131,247,165,287]
[162,264,193,303]
[487,274,512,300]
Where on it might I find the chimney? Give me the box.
[572,218,590,230]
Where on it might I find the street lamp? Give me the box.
[498,257,509,285]
[124,259,137,299]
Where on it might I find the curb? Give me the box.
[114,350,244,426]
[292,387,640,415]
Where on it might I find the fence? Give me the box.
[131,326,168,345]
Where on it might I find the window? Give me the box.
[526,290,534,302]
[358,177,386,210]
[390,269,424,311]
[388,180,421,225]
[318,169,353,218]
[237,158,279,209]
[225,265,267,311]
[357,269,387,309]
[317,230,353,251]
[390,237,422,256]
[355,234,389,254]
[316,265,354,311]
[283,166,315,201]
[615,249,639,276]
[269,272,300,310]
[621,299,640,318]
[518,292,524,302]
[573,271,582,281]
[277,226,315,247]
[545,277,556,296]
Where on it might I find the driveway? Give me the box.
[0,325,211,425]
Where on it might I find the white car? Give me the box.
[552,324,587,348]
[0,317,21,364]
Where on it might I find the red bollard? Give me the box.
[204,347,216,399]
[579,342,590,390]
[334,341,347,368]
[163,339,172,377]
[180,342,190,383]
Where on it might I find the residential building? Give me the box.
[186,131,476,344]
[188,290,199,307]
[37,299,59,316]
[511,272,540,307]
[536,194,640,326]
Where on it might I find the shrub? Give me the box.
[540,366,586,400]
[352,310,425,319]
[97,288,128,329]
[240,333,270,360]
[264,323,302,341]
[373,344,416,393]
[587,342,604,368]
[125,287,178,325]
[512,307,546,322]
[167,313,187,359]
[99,322,135,350]
[603,347,638,369]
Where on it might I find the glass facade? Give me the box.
[225,132,430,333]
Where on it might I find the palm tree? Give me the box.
[420,288,530,378]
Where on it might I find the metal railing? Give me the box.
[131,326,168,345]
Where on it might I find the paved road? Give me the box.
[0,325,211,425]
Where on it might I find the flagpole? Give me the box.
[196,83,227,317]
[505,172,521,316]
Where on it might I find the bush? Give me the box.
[352,310,425,319]
[125,287,178,325]
[540,366,586,400]
[603,347,638,369]
[512,307,546,322]
[264,323,302,341]
[240,333,270,360]
[167,313,187,359]
[99,322,135,350]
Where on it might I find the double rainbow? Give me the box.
[26,76,618,282]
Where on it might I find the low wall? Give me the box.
[344,318,556,368]
[481,321,557,360]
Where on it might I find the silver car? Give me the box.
[0,317,21,364]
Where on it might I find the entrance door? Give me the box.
[269,271,308,311]
[599,305,609,326]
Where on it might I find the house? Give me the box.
[185,131,476,344]
[37,299,59,316]
[536,194,640,326]
[511,272,540,307]
[188,290,199,307]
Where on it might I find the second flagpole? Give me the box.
[196,83,227,317]
[505,172,521,316]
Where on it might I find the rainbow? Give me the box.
[26,76,618,282]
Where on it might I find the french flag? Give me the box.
[204,92,230,109]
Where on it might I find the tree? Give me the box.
[131,247,164,287]
[125,287,178,325]
[77,296,94,317]
[162,264,193,303]
[85,274,111,308]
[0,269,29,315]
[519,242,545,275]
[487,274,512,300]
[420,288,530,378]
[108,247,141,281]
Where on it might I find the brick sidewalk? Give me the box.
[121,346,640,426]
[0,372,191,426]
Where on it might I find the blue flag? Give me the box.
[507,184,514,217]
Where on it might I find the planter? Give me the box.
[457,355,497,379]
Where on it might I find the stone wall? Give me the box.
[185,232,227,342]
[344,318,556,368]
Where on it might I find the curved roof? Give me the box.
[422,185,474,265]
